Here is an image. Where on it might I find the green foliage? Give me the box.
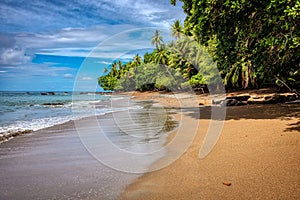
[100,0,300,93]
[100,62,182,92]
[171,20,183,40]
[98,75,118,91]
[98,29,221,92]
[188,73,206,88]
[173,0,300,90]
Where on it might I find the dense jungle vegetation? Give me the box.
[99,0,299,92]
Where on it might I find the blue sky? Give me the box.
[0,0,185,91]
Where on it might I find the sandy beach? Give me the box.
[0,91,299,199]
[121,91,300,199]
[2,0,299,199]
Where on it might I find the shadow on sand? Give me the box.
[173,104,300,133]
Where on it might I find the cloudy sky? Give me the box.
[0,0,185,91]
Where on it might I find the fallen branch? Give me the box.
[274,75,300,98]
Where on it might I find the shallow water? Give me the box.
[0,97,179,199]
[0,91,117,137]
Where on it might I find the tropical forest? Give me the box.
[98,0,299,93]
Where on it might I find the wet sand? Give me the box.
[1,91,299,199]
[121,91,300,199]
[0,117,141,200]
[0,98,175,200]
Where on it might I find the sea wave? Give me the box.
[0,111,103,142]
[0,105,143,143]
[0,92,143,143]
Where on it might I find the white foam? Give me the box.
[0,96,143,140]
[0,116,73,136]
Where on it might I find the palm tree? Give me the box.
[143,52,152,64]
[153,49,169,65]
[117,60,123,70]
[224,60,253,89]
[133,54,142,66]
[182,61,197,79]
[110,62,117,77]
[151,30,163,50]
[103,67,108,73]
[116,60,124,78]
[171,20,183,40]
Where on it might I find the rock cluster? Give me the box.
[0,130,32,143]
[213,93,299,106]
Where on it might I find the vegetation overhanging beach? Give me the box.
[0,0,299,199]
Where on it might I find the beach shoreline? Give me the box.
[120,91,300,199]
[0,95,180,199]
[0,115,138,199]
[0,90,299,199]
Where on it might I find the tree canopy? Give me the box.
[172,0,300,90]
[98,1,299,92]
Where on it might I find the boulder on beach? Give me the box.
[247,93,297,104]
[221,99,247,107]
[212,94,249,106]
[212,92,298,106]
[226,94,251,101]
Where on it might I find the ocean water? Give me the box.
[0,91,130,137]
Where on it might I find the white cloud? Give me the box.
[83,0,185,28]
[0,0,186,91]
[0,64,74,78]
[1,1,185,61]
[0,47,31,65]
[15,26,131,49]
[63,73,74,78]
[20,27,171,59]
[96,61,112,65]
[1,0,185,33]
[0,33,33,65]
[36,47,93,57]
[80,76,93,81]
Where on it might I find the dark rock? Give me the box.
[41,92,55,95]
[0,130,32,142]
[226,94,251,101]
[42,103,64,106]
[221,99,246,106]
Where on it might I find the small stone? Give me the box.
[222,182,232,186]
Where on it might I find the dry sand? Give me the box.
[0,90,299,199]
[121,91,300,199]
